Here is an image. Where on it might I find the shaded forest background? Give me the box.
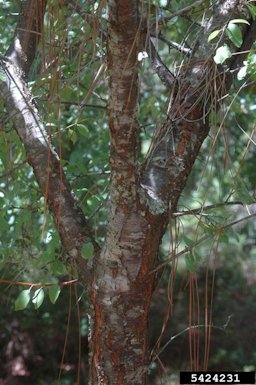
[1,261,256,384]
[0,0,256,384]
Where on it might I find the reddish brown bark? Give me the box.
[89,1,256,384]
[0,1,256,385]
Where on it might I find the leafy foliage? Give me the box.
[15,289,31,311]
[0,0,256,382]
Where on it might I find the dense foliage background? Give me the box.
[0,0,255,384]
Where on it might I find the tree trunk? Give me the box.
[0,1,256,385]
[88,1,256,384]
[88,3,158,383]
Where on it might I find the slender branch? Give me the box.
[152,315,233,361]
[0,59,99,278]
[39,98,107,110]
[150,33,191,55]
[151,0,207,28]
[174,201,255,217]
[0,277,78,287]
[151,212,256,274]
[149,38,176,88]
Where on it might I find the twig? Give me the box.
[152,0,207,28]
[151,212,256,274]
[149,38,175,88]
[39,98,107,110]
[174,201,255,217]
[151,33,191,55]
[152,315,233,361]
[0,277,78,287]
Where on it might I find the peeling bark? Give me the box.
[141,0,254,212]
[0,1,256,385]
[89,2,154,384]
[89,1,256,384]
[107,0,142,210]
[0,0,98,282]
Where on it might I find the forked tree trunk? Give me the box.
[0,1,255,385]
[88,3,160,383]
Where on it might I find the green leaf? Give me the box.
[249,53,256,65]
[51,260,68,275]
[68,129,78,144]
[81,242,94,259]
[237,65,247,80]
[229,19,250,25]
[32,288,45,309]
[48,285,61,304]
[0,70,6,82]
[247,4,256,20]
[214,45,232,64]
[208,29,222,42]
[76,123,89,137]
[225,227,240,243]
[226,23,243,48]
[192,250,201,263]
[15,289,31,311]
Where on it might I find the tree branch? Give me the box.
[107,1,142,209]
[150,33,191,55]
[141,0,255,213]
[6,0,47,79]
[174,201,255,217]
[0,0,99,282]
[152,211,256,274]
[151,0,207,28]
[149,38,176,88]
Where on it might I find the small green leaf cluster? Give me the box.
[208,19,249,64]
[14,285,61,311]
[237,53,256,81]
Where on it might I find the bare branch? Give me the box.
[174,201,255,217]
[149,38,176,88]
[152,212,256,274]
[151,0,207,28]
[153,316,233,361]
[150,33,191,55]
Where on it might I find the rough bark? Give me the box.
[89,1,256,384]
[0,0,98,282]
[0,1,255,385]
[89,2,154,384]
[141,0,250,209]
